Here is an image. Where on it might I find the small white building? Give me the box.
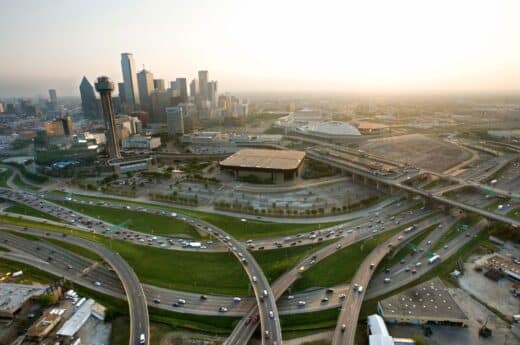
[122,135,161,150]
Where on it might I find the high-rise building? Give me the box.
[48,89,57,110]
[118,82,126,104]
[137,69,154,108]
[189,79,198,98]
[79,76,99,118]
[153,79,166,91]
[120,53,140,108]
[169,81,177,93]
[166,106,184,135]
[0,102,4,113]
[44,116,74,136]
[175,78,188,101]
[198,70,209,101]
[208,81,218,108]
[95,76,121,160]
[150,89,174,123]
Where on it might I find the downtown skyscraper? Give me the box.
[137,69,154,109]
[121,53,140,108]
[79,76,99,118]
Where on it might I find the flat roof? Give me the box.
[220,149,305,171]
[0,283,47,314]
[57,298,94,337]
[378,278,468,322]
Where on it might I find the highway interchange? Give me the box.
[0,137,517,345]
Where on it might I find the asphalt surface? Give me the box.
[0,224,149,345]
[330,215,445,345]
[306,150,520,226]
[224,207,434,345]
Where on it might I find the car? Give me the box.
[352,283,360,291]
[341,324,346,332]
[263,289,268,297]
[405,266,411,272]
[252,276,257,283]
[233,297,241,303]
[269,310,274,319]
[94,281,101,287]
[326,288,334,294]
[287,295,295,300]
[416,262,422,267]
[384,268,390,274]
[369,263,375,269]
[384,278,391,283]
[218,306,228,312]
[357,285,363,293]
[67,265,72,269]
[177,299,186,304]
[338,293,346,299]
[264,330,270,338]
[153,298,161,304]
[140,333,145,344]
[200,295,207,300]
[321,297,329,303]
[172,302,180,307]
[411,269,417,274]
[298,300,306,306]
[336,243,341,249]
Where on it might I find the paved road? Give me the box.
[0,188,281,345]
[365,219,489,299]
[0,224,149,345]
[306,150,520,227]
[224,208,436,345]
[330,216,444,345]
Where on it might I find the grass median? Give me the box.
[0,168,12,188]
[48,191,343,239]
[292,218,432,292]
[0,214,329,295]
[5,202,63,223]
[52,200,204,239]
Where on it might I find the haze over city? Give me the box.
[1,0,520,97]
[0,2,519,345]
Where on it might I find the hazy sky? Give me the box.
[1,0,519,97]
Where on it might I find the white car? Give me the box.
[298,300,306,306]
[287,295,295,300]
[252,276,257,283]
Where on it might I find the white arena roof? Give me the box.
[297,121,361,137]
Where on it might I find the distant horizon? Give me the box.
[1,0,520,98]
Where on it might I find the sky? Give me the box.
[1,0,520,97]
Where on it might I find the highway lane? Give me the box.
[330,215,450,345]
[224,209,436,345]
[306,151,520,226]
[0,225,149,345]
[365,218,489,299]
[1,188,282,345]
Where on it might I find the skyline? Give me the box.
[1,0,520,97]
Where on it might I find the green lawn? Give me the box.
[377,224,437,271]
[254,240,332,283]
[48,191,343,239]
[4,202,63,222]
[0,168,12,188]
[12,175,40,191]
[52,200,203,239]
[292,218,432,292]
[0,257,57,284]
[280,308,340,332]
[431,214,480,252]
[45,238,102,261]
[0,214,329,295]
[508,207,520,220]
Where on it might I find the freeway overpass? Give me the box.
[0,224,149,345]
[306,150,520,227]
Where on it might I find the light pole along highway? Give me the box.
[0,224,149,345]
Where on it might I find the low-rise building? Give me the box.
[0,283,47,318]
[377,278,469,326]
[219,148,305,183]
[122,135,161,150]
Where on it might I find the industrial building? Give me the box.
[57,298,95,337]
[377,278,469,327]
[0,283,47,318]
[367,314,415,345]
[219,148,305,183]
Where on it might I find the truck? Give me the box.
[428,254,440,264]
[12,270,23,278]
